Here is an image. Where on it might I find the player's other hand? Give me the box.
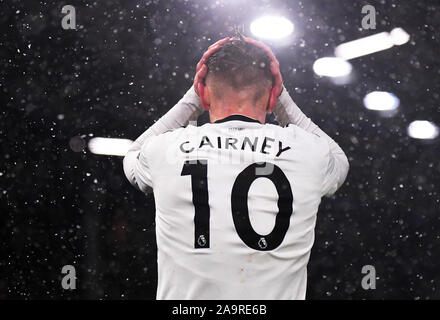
[243,37,283,112]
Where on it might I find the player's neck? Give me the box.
[209,105,266,124]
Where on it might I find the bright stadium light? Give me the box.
[335,28,410,60]
[407,121,439,140]
[88,137,133,156]
[313,57,353,78]
[250,16,294,39]
[363,91,400,111]
[390,28,410,45]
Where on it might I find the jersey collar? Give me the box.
[214,114,262,124]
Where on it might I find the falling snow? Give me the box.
[1,0,440,300]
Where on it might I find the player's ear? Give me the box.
[199,82,211,111]
[266,86,275,113]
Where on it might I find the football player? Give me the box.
[123,37,349,299]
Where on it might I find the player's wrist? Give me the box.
[274,85,288,111]
[273,86,305,126]
[185,86,204,110]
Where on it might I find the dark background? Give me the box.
[1,0,439,299]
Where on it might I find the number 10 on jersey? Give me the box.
[181,160,294,251]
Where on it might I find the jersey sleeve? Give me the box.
[123,86,203,193]
[275,86,349,197]
[320,138,349,197]
[135,140,155,193]
[123,139,154,193]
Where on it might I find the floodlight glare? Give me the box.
[88,137,133,156]
[390,28,410,45]
[407,121,439,140]
[313,57,353,78]
[335,28,410,60]
[363,91,400,111]
[250,16,294,39]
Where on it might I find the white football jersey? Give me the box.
[131,114,345,300]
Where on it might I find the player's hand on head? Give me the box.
[194,64,208,102]
[193,36,283,112]
[243,37,283,111]
[194,37,231,96]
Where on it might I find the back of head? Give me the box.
[205,38,273,103]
